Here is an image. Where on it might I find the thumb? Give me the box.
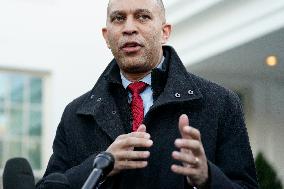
[178,114,189,138]
[137,124,146,132]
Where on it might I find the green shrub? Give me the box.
[255,152,283,189]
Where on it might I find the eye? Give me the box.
[137,14,151,22]
[112,15,125,22]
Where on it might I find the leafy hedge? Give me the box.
[255,152,283,189]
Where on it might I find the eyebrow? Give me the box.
[109,10,124,17]
[135,9,152,15]
[109,9,152,18]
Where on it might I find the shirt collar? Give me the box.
[120,56,165,89]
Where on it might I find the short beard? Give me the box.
[110,32,162,76]
[116,55,153,74]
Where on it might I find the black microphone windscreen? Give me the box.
[40,173,70,189]
[3,157,35,189]
[93,152,115,178]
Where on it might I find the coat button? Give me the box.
[112,111,116,115]
[188,90,194,95]
[175,93,181,98]
[90,95,95,99]
[97,97,102,102]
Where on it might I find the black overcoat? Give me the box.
[37,46,258,189]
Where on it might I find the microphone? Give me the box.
[39,173,70,189]
[3,157,35,189]
[82,151,115,189]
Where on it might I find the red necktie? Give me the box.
[127,82,148,131]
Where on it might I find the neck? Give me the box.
[121,71,151,82]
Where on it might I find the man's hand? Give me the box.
[171,114,208,188]
[106,124,152,176]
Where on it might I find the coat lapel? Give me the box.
[76,62,126,141]
[92,96,126,141]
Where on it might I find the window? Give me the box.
[0,72,44,170]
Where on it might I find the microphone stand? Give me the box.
[82,169,103,189]
[82,152,114,189]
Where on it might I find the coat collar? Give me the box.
[150,46,202,108]
[76,46,202,140]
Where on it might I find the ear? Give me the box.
[102,27,110,48]
[161,24,172,44]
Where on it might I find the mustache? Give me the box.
[119,38,145,49]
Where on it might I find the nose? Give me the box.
[122,17,138,36]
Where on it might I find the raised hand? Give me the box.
[171,114,208,188]
[106,124,152,176]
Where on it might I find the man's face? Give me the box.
[102,0,171,76]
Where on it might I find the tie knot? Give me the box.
[127,81,148,95]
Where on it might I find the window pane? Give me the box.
[8,140,22,157]
[28,140,41,169]
[29,110,42,136]
[0,105,8,136]
[10,75,24,103]
[0,140,3,167]
[9,107,24,135]
[0,74,6,102]
[30,77,42,104]
[0,71,44,171]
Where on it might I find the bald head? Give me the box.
[107,0,166,23]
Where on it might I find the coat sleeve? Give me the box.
[206,91,259,189]
[36,109,102,189]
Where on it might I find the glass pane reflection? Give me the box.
[30,77,42,104]
[10,75,24,103]
[0,74,6,102]
[0,141,3,167]
[29,110,42,136]
[0,105,7,136]
[28,140,41,169]
[9,107,24,135]
[8,140,22,157]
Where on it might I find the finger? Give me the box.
[129,131,150,139]
[182,126,201,141]
[117,132,150,140]
[136,124,147,132]
[119,137,153,148]
[174,139,201,155]
[171,164,197,176]
[178,114,190,139]
[116,150,150,160]
[172,151,199,166]
[118,160,148,170]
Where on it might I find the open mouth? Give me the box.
[121,42,143,53]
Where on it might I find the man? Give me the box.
[37,0,259,188]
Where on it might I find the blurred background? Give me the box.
[0,0,283,188]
